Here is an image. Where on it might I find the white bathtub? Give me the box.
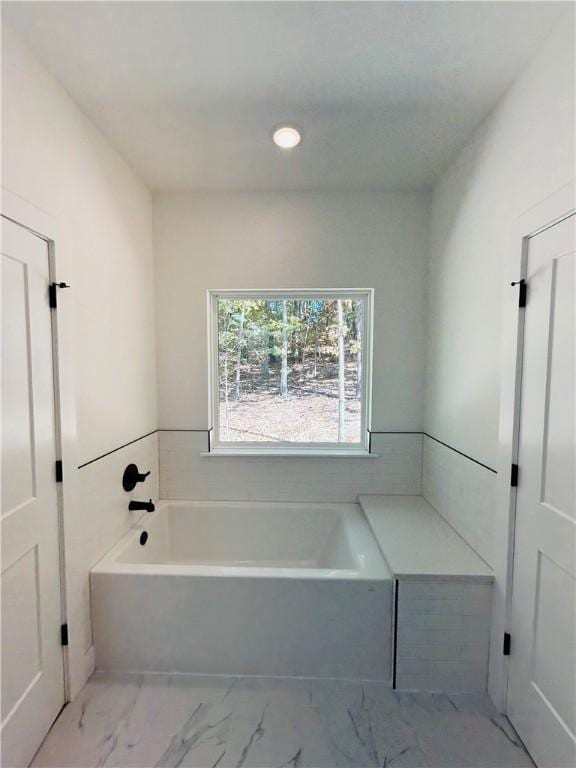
[91,501,393,680]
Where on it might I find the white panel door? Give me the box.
[1,217,65,767]
[508,213,575,768]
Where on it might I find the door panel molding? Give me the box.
[2,218,66,766]
[496,199,574,767]
[490,181,575,713]
[1,188,88,700]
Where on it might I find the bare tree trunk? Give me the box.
[261,329,270,378]
[301,302,311,367]
[280,300,288,396]
[261,304,271,378]
[291,300,300,359]
[355,301,363,398]
[312,326,318,392]
[337,300,345,441]
[223,351,230,439]
[261,346,270,378]
[234,309,244,400]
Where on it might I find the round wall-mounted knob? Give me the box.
[122,463,151,492]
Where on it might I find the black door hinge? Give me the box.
[511,279,527,308]
[49,282,70,309]
[510,464,519,487]
[55,460,63,483]
[60,623,69,647]
[503,632,511,656]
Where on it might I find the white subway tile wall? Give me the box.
[422,436,496,567]
[395,579,492,693]
[159,432,423,502]
[72,434,159,663]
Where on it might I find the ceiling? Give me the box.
[3,1,567,191]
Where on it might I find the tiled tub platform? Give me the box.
[359,496,494,693]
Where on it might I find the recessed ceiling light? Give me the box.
[273,125,301,150]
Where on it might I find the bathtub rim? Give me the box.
[91,499,391,581]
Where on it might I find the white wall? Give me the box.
[423,16,574,559]
[425,18,574,470]
[154,190,429,433]
[2,27,157,464]
[422,17,574,707]
[2,27,158,696]
[154,190,429,501]
[423,14,574,558]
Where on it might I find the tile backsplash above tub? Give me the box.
[422,435,496,568]
[159,431,422,502]
[71,433,159,669]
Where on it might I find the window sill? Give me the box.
[200,449,379,458]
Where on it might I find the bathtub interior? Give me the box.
[117,501,372,570]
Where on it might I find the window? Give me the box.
[208,289,372,455]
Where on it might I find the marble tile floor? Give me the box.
[32,672,534,768]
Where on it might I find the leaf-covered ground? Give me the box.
[219,362,361,443]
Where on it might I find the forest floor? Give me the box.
[218,361,362,443]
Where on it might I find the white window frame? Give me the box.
[207,288,374,456]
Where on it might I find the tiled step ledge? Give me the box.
[359,495,493,694]
[358,495,493,581]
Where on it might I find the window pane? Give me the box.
[217,297,364,444]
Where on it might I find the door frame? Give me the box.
[489,181,575,712]
[2,188,79,703]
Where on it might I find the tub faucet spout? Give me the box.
[129,499,155,513]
